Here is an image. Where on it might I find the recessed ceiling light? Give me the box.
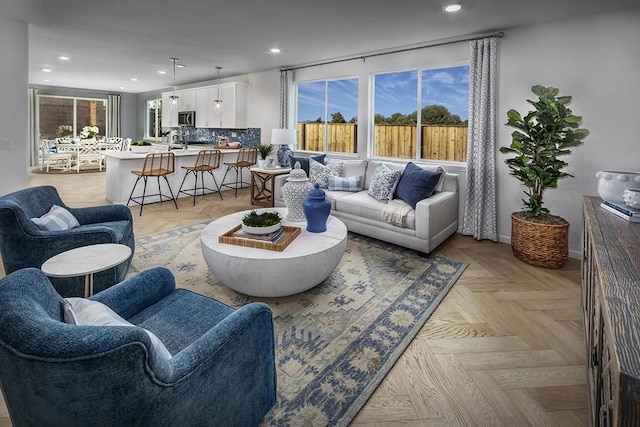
[157,70,166,74]
[130,78,138,81]
[270,48,281,54]
[176,64,185,68]
[443,3,462,12]
[40,67,52,72]
[44,79,51,82]
[58,56,70,61]
[120,86,125,90]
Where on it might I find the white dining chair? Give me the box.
[39,140,72,172]
[121,138,132,151]
[76,141,103,173]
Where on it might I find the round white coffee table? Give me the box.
[200,207,347,297]
[41,243,132,297]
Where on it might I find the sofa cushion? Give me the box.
[64,297,172,360]
[394,162,442,208]
[339,159,368,181]
[364,160,404,190]
[309,159,343,188]
[336,191,416,230]
[328,176,362,192]
[323,190,355,210]
[367,163,402,203]
[31,205,80,231]
[420,165,447,192]
[290,154,326,176]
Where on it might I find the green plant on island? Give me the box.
[242,210,281,227]
[500,85,590,223]
[257,144,274,160]
[131,140,152,146]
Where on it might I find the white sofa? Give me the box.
[273,159,459,254]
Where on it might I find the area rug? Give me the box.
[130,223,467,426]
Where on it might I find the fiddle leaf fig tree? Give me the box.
[500,85,590,217]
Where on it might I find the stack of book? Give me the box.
[232,226,286,243]
[600,201,640,223]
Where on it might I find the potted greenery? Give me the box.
[241,210,282,234]
[500,85,589,268]
[130,140,152,153]
[256,144,274,168]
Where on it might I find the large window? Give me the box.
[297,77,358,154]
[146,99,162,140]
[38,96,107,139]
[372,65,469,162]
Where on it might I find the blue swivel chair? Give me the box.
[0,267,277,427]
[0,185,135,297]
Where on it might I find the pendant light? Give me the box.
[169,58,179,111]
[213,66,223,124]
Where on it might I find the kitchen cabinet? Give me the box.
[163,82,247,129]
[582,196,640,426]
[161,92,178,127]
[194,82,247,128]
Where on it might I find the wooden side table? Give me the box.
[250,167,291,207]
[41,243,132,297]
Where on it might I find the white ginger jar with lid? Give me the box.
[282,161,313,222]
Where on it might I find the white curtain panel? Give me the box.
[279,70,295,129]
[107,94,121,137]
[28,88,38,166]
[462,37,498,242]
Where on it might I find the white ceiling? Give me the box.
[2,0,638,94]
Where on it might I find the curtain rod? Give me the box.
[282,31,504,72]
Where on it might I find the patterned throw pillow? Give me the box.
[31,205,80,231]
[328,175,362,192]
[367,163,402,203]
[309,159,344,189]
[64,298,173,360]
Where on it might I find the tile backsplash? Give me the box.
[165,127,261,146]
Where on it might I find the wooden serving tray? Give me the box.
[218,225,300,252]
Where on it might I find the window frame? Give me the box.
[369,62,470,163]
[295,75,359,154]
[37,94,108,139]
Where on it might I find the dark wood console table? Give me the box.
[582,196,640,426]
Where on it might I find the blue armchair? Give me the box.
[0,185,135,297]
[0,267,277,427]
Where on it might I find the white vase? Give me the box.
[257,159,266,168]
[596,171,640,204]
[282,162,313,222]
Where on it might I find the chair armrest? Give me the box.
[68,204,133,225]
[161,302,275,384]
[91,267,176,318]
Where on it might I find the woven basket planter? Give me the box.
[511,213,569,269]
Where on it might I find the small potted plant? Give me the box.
[500,85,589,268]
[130,140,152,153]
[241,210,282,234]
[257,144,274,168]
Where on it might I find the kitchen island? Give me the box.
[103,147,243,204]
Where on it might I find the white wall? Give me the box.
[0,19,28,196]
[498,9,640,257]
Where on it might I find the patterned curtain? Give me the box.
[462,37,498,241]
[28,88,38,166]
[106,94,121,137]
[279,70,294,129]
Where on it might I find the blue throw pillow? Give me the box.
[290,154,326,176]
[394,162,442,208]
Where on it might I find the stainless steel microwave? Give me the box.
[178,111,196,127]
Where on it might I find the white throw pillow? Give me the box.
[64,298,173,360]
[31,205,80,231]
[309,159,344,189]
[367,163,402,203]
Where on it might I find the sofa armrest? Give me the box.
[68,204,133,225]
[273,173,290,203]
[91,267,176,318]
[414,190,459,241]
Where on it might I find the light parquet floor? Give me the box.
[0,169,588,427]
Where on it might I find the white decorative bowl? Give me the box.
[623,189,640,210]
[241,222,281,235]
[595,171,640,204]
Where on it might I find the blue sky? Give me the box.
[297,65,469,122]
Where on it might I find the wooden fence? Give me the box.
[297,123,468,162]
